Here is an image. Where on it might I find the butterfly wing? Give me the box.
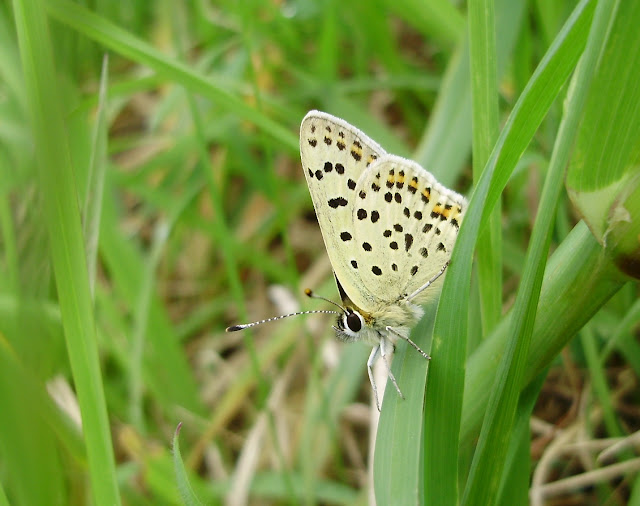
[351,155,467,304]
[300,111,387,310]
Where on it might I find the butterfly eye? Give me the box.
[345,311,363,332]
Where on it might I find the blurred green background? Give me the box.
[1,0,639,504]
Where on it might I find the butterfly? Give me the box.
[228,111,467,410]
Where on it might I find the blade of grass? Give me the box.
[373,305,435,505]
[99,182,205,416]
[380,0,465,49]
[462,220,627,446]
[422,0,596,502]
[496,371,547,504]
[373,2,524,501]
[564,0,640,272]
[463,2,617,502]
[129,222,171,432]
[45,0,298,152]
[299,344,370,504]
[82,54,108,298]
[580,325,624,437]
[375,1,597,502]
[173,423,204,506]
[415,0,526,188]
[0,482,8,506]
[0,336,66,503]
[12,0,120,503]
[468,0,502,336]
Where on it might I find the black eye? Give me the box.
[346,311,362,332]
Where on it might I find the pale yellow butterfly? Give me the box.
[228,111,467,410]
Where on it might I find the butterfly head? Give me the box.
[333,306,369,343]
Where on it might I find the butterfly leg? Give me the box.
[406,260,450,302]
[367,345,382,411]
[386,326,431,360]
[380,336,404,401]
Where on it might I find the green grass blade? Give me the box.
[415,0,526,188]
[468,0,502,336]
[462,220,627,446]
[11,0,120,503]
[172,423,204,506]
[44,0,298,152]
[0,482,8,506]
[82,54,109,298]
[99,184,205,416]
[580,325,624,437]
[374,305,435,505]
[376,2,596,502]
[0,336,66,504]
[565,0,640,277]
[496,372,547,504]
[463,1,617,502]
[422,0,597,502]
[380,0,465,49]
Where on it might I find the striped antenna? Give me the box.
[226,309,339,332]
[304,288,347,312]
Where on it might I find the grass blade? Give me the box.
[12,0,120,503]
[423,0,596,502]
[468,0,502,335]
[462,0,617,502]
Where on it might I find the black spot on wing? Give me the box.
[328,197,348,208]
[405,234,414,251]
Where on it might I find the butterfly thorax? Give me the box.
[334,299,424,346]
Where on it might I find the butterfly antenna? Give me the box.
[226,309,339,332]
[304,288,347,312]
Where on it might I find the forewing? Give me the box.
[351,155,467,304]
[300,111,387,310]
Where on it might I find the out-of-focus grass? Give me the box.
[0,0,638,505]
